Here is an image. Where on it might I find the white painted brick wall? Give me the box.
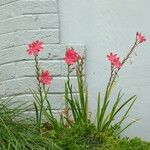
[0,0,85,110]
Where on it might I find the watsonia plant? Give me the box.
[26,40,61,132]
[64,48,88,126]
[96,32,146,135]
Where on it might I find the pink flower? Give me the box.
[136,32,146,43]
[107,52,117,64]
[113,57,122,69]
[39,70,52,85]
[27,40,43,56]
[64,47,81,65]
[107,52,122,69]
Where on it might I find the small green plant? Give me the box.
[0,97,61,150]
[53,124,103,150]
[99,136,150,150]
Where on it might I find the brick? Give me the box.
[0,77,78,96]
[0,0,57,21]
[21,110,64,120]
[38,14,59,29]
[0,16,38,35]
[16,0,57,15]
[4,94,65,109]
[0,14,59,35]
[0,60,76,81]
[0,3,14,20]
[0,30,59,49]
[0,0,18,6]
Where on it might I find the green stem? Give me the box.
[43,85,53,119]
[34,55,44,130]
[76,60,87,124]
[66,65,77,123]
